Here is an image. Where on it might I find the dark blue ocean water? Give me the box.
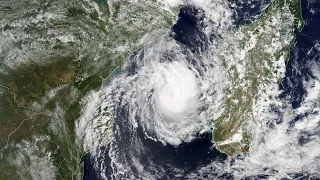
[83,1,320,179]
[280,0,320,109]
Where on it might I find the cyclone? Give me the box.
[78,5,232,179]
[2,0,320,179]
[75,0,320,179]
[107,38,223,146]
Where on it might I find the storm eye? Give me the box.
[298,133,311,146]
